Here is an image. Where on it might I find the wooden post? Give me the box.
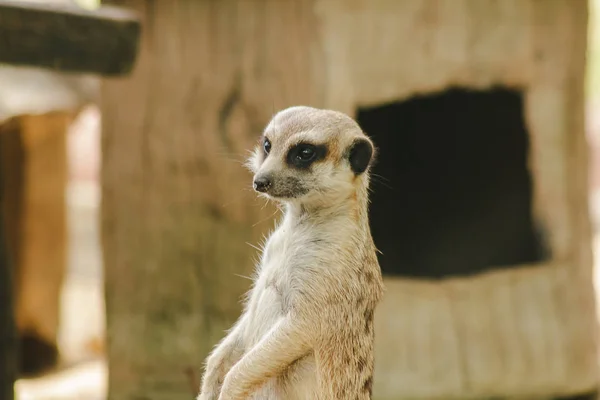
[0,136,16,400]
[1,112,73,378]
[0,118,24,390]
[0,217,16,400]
[0,0,141,392]
[0,113,73,377]
[100,1,321,398]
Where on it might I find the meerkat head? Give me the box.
[247,106,375,207]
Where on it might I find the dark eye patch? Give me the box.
[286,142,327,169]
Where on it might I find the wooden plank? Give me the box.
[0,1,141,76]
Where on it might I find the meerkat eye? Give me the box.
[287,143,326,169]
[296,145,316,162]
[263,138,272,154]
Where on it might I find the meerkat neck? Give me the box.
[286,175,371,230]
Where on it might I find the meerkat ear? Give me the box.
[348,137,374,175]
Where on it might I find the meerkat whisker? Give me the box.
[245,242,263,252]
[233,273,254,281]
[251,208,280,228]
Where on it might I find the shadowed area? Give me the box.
[357,87,549,279]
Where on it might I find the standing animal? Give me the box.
[198,106,384,400]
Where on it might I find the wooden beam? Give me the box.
[0,1,141,76]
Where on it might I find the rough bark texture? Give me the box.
[101,0,597,399]
[0,0,141,76]
[101,1,322,399]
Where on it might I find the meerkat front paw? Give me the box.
[215,386,230,400]
[199,379,224,400]
[216,375,237,400]
[198,376,221,400]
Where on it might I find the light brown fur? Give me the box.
[198,106,384,400]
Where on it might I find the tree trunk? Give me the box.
[100,1,321,399]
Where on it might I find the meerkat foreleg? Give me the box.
[198,315,248,400]
[217,315,313,400]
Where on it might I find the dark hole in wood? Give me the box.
[356,86,550,279]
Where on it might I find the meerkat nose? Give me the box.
[253,176,272,193]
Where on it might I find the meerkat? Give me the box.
[198,106,384,400]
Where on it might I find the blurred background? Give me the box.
[4,0,600,399]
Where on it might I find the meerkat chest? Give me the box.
[242,225,312,347]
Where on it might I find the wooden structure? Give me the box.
[0,64,97,377]
[100,1,597,399]
[0,0,140,397]
[0,0,140,75]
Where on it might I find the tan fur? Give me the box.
[198,106,384,400]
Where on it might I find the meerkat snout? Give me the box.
[253,175,272,193]
[248,106,376,203]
